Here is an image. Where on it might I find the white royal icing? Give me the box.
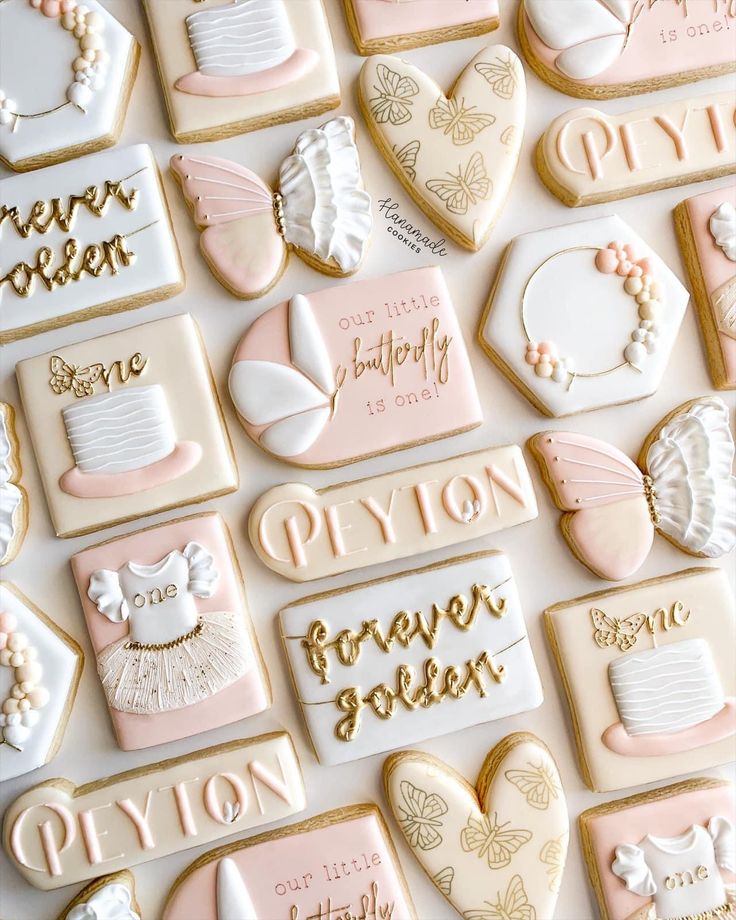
[710,202,736,262]
[0,411,22,564]
[216,858,257,920]
[66,882,140,920]
[646,397,736,557]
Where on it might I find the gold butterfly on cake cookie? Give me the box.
[505,760,560,810]
[461,812,532,868]
[369,64,419,125]
[426,152,492,215]
[463,874,535,920]
[397,779,448,850]
[428,97,495,146]
[48,356,104,398]
[475,56,518,100]
[590,608,646,651]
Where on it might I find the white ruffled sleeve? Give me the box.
[612,844,656,896]
[183,542,219,598]
[709,816,735,874]
[88,570,128,623]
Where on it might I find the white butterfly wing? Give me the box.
[229,360,329,427]
[260,406,332,458]
[289,293,335,394]
[554,33,627,80]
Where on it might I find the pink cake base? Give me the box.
[602,699,736,756]
[175,49,319,97]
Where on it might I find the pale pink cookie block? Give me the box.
[349,0,499,47]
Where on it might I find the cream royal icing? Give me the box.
[66,882,140,920]
[0,404,27,566]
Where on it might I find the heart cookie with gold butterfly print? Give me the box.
[384,732,569,919]
[358,45,526,251]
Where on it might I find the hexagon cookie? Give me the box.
[478,215,689,417]
[0,582,83,782]
[0,0,139,172]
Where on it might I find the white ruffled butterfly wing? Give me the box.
[524,0,632,80]
[216,858,256,920]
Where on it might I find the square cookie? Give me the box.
[545,567,736,793]
[70,512,271,751]
[675,186,736,390]
[0,144,184,344]
[142,0,340,143]
[16,313,238,538]
[579,778,735,920]
[162,805,417,920]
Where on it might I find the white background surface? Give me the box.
[0,2,734,918]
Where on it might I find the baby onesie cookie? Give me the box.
[344,0,500,55]
[16,313,238,539]
[478,216,689,416]
[142,0,340,144]
[579,777,735,920]
[537,91,736,207]
[70,512,271,752]
[0,0,139,172]
[0,144,184,344]
[519,0,736,98]
[0,581,83,782]
[249,444,538,581]
[3,731,305,890]
[281,551,543,765]
[171,116,371,300]
[675,186,736,390]
[384,732,569,919]
[358,45,525,251]
[528,396,736,581]
[229,266,482,466]
[545,567,736,793]
[0,403,29,565]
[58,870,139,920]
[162,804,417,919]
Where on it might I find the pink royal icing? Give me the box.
[350,0,499,42]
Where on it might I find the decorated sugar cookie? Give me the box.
[171,117,372,300]
[579,777,735,920]
[0,0,139,171]
[0,404,29,565]
[3,731,305,890]
[545,567,736,793]
[0,582,83,783]
[16,314,238,538]
[344,0,500,55]
[142,0,340,143]
[229,267,482,466]
[71,512,271,751]
[0,144,185,344]
[518,0,736,98]
[358,44,525,251]
[58,871,140,920]
[384,732,569,919]
[537,91,736,207]
[479,215,689,416]
[528,396,736,581]
[162,804,417,919]
[675,186,736,390]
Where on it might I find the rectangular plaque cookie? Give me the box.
[16,313,238,538]
[0,144,183,344]
[545,567,736,793]
[281,551,543,764]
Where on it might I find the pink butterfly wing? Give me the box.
[170,154,274,227]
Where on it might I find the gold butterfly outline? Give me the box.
[461,811,532,868]
[397,779,448,850]
[434,866,454,896]
[428,96,495,146]
[505,760,560,810]
[426,151,491,215]
[49,355,104,398]
[475,56,518,100]
[369,63,419,126]
[463,874,536,920]
[392,140,420,183]
[539,834,567,893]
[591,608,646,651]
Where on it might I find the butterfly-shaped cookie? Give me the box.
[528,396,736,581]
[170,117,372,300]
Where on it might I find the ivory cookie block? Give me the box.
[249,445,538,581]
[518,0,736,99]
[0,403,29,565]
[479,216,689,416]
[3,731,306,890]
[229,267,482,466]
[545,567,736,793]
[343,0,500,55]
[16,314,238,539]
[142,0,340,144]
[70,513,271,752]
[0,582,83,783]
[0,0,139,172]
[537,91,736,207]
[57,870,140,920]
[281,551,543,765]
[163,805,417,920]
[675,186,736,390]
[0,144,184,344]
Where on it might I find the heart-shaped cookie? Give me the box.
[384,732,569,918]
[359,44,526,251]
